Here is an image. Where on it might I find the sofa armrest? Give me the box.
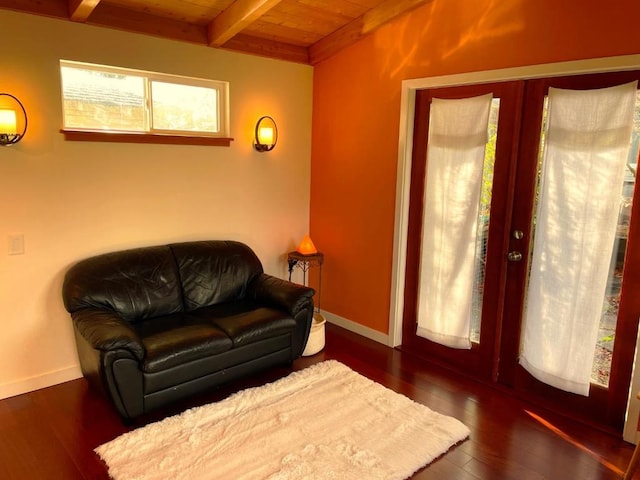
[72,308,145,362]
[249,273,315,317]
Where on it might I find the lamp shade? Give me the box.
[258,126,274,145]
[0,93,27,146]
[296,235,318,255]
[0,109,17,135]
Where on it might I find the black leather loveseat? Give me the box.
[62,240,315,420]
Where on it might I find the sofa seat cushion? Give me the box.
[212,308,297,347]
[191,302,297,347]
[136,313,233,373]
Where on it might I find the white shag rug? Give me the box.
[96,360,470,480]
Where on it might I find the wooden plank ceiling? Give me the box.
[0,0,431,64]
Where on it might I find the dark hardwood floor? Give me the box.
[1,323,638,479]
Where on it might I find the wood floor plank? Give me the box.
[0,323,637,479]
[28,381,127,479]
[1,394,85,480]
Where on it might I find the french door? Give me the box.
[401,70,640,429]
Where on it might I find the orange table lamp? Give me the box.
[296,235,318,255]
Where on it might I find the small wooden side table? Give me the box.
[287,251,324,312]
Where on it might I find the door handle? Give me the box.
[507,251,523,262]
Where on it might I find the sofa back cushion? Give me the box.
[62,245,183,322]
[170,241,263,311]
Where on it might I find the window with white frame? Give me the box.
[59,60,229,138]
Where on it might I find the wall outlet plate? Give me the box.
[8,234,25,255]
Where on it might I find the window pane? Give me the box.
[61,66,146,131]
[151,81,218,133]
[470,98,500,344]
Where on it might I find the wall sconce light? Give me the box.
[254,116,278,152]
[0,93,27,146]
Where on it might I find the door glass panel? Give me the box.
[594,90,640,387]
[471,98,500,343]
[527,89,640,389]
[416,94,493,349]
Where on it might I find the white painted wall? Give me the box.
[0,10,313,399]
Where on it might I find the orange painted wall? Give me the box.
[310,0,640,334]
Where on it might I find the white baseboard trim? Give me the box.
[0,365,82,400]
[322,311,391,346]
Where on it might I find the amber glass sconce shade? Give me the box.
[0,93,27,146]
[254,116,278,152]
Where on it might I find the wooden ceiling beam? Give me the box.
[86,3,304,63]
[222,33,309,64]
[208,0,284,47]
[86,4,209,45]
[0,0,69,19]
[309,0,432,65]
[68,0,100,22]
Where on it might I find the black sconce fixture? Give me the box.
[0,93,27,146]
[254,116,278,152]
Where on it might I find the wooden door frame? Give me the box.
[390,54,640,347]
[388,55,640,434]
[494,70,640,430]
[400,82,524,381]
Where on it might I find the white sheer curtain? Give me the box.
[416,94,492,349]
[520,82,638,395]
